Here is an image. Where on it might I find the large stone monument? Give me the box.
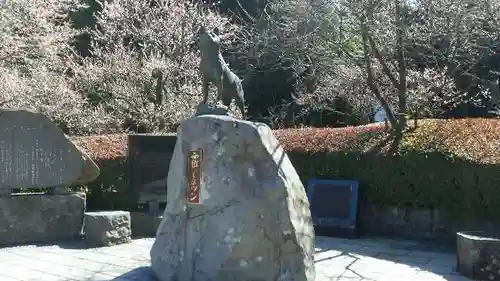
[150,115,315,281]
[0,108,100,245]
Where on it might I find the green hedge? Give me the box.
[278,119,500,221]
[289,150,500,220]
[74,119,500,220]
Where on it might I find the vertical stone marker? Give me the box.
[0,108,100,245]
[150,115,316,281]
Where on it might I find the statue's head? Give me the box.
[197,25,220,53]
[198,25,219,36]
[197,26,210,37]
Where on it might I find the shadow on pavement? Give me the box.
[314,235,471,281]
[86,266,158,281]
[111,266,157,281]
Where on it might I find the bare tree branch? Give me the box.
[360,19,398,127]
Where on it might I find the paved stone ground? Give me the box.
[0,236,471,281]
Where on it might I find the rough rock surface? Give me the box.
[0,108,100,193]
[84,211,132,247]
[150,115,315,281]
[457,231,500,280]
[0,193,86,245]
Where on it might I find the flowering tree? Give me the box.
[76,0,240,133]
[1,0,498,134]
[407,0,500,116]
[321,0,500,133]
[0,0,111,134]
[0,0,238,134]
[222,0,352,126]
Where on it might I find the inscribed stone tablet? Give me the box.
[0,108,88,189]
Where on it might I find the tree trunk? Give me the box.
[395,0,407,133]
[360,20,398,128]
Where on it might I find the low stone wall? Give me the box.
[1,193,484,245]
[0,192,86,245]
[128,204,496,242]
[360,204,497,242]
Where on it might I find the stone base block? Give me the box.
[84,211,131,247]
[0,192,85,246]
[457,230,500,280]
[195,102,229,116]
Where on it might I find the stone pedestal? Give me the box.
[84,211,131,247]
[457,230,500,280]
[150,115,315,281]
[195,102,229,116]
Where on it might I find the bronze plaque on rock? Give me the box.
[187,149,202,204]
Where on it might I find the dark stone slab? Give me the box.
[130,211,162,238]
[128,134,177,205]
[307,179,360,238]
[457,230,500,281]
[0,192,86,245]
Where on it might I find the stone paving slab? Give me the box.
[0,236,472,281]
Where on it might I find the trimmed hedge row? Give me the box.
[73,118,500,220]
